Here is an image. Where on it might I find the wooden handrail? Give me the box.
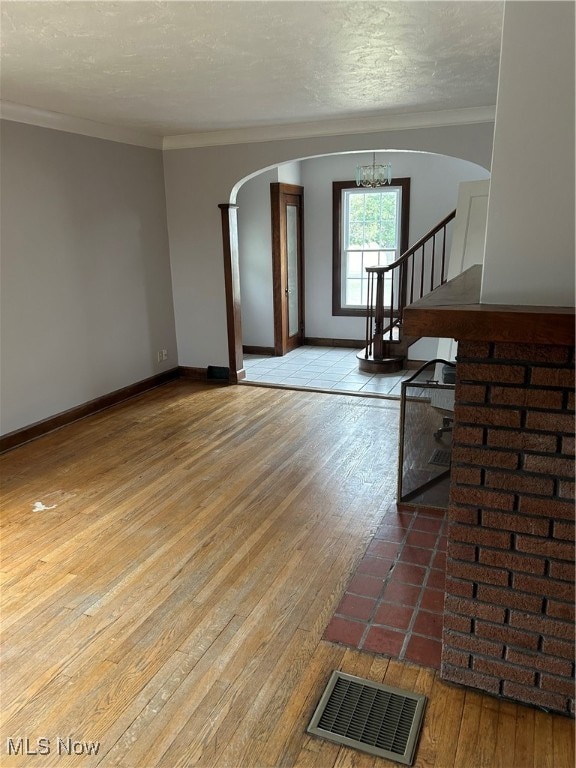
[366,209,456,275]
[362,208,457,363]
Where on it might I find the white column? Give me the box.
[481,1,575,307]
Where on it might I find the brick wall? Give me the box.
[441,340,575,715]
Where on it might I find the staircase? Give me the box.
[358,210,456,373]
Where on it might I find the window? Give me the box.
[332,178,410,316]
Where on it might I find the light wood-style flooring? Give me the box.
[1,381,574,767]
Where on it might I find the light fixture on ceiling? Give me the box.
[355,153,392,187]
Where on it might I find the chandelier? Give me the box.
[355,153,392,188]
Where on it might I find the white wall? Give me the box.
[236,150,490,358]
[237,168,277,348]
[163,122,495,369]
[0,120,176,435]
[482,1,575,306]
[237,161,303,349]
[301,152,490,353]
[277,160,302,186]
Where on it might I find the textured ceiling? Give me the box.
[0,1,504,138]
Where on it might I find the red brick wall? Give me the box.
[441,341,575,715]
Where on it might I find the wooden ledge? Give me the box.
[403,266,575,346]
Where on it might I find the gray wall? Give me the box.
[0,119,494,435]
[301,151,490,353]
[237,151,490,354]
[0,120,176,435]
[163,121,495,369]
[237,168,278,348]
[237,161,303,349]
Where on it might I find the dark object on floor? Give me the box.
[206,365,230,382]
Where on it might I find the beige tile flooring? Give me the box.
[242,345,417,396]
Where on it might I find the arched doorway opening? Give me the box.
[221,150,490,384]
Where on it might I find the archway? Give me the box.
[221,150,490,383]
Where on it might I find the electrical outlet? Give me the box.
[157,351,163,363]
[162,349,168,361]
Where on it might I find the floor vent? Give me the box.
[307,671,426,766]
[428,448,451,467]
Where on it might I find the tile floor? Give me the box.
[242,346,417,396]
[323,502,447,670]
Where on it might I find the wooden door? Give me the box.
[270,183,304,355]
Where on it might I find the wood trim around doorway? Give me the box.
[270,183,305,356]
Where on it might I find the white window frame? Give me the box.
[340,186,403,310]
[332,178,410,317]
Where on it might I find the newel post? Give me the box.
[368,266,386,360]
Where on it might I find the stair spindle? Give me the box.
[358,208,456,374]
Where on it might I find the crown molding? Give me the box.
[162,106,496,150]
[0,101,495,152]
[0,101,163,149]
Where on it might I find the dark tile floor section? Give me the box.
[324,503,447,669]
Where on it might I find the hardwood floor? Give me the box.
[1,381,573,767]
